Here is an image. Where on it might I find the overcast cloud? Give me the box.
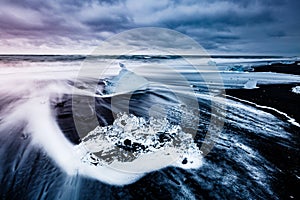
[0,0,299,55]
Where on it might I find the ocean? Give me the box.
[0,55,299,199]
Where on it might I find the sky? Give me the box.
[0,0,299,55]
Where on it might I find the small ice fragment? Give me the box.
[292,86,300,94]
[244,79,257,89]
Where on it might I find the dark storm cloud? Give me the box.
[0,1,83,38]
[0,0,299,54]
[0,0,131,40]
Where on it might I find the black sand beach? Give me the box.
[1,55,300,199]
[226,83,300,123]
[224,62,300,199]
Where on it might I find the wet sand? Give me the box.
[226,83,300,123]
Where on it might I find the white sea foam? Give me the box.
[0,78,202,185]
[226,95,300,128]
[1,90,143,185]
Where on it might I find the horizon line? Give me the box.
[0,54,297,58]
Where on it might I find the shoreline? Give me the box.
[225,83,300,125]
[225,60,300,124]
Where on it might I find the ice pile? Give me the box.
[79,113,202,173]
